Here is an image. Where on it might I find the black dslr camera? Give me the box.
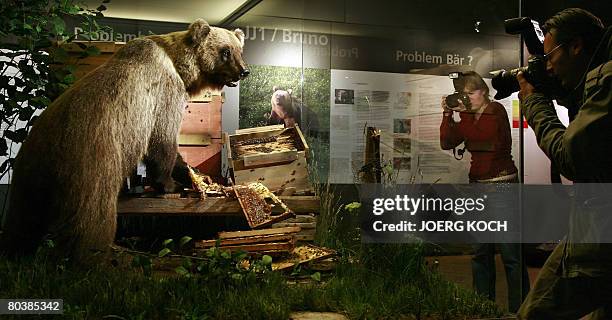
[490,56,548,99]
[445,72,471,110]
[490,18,554,99]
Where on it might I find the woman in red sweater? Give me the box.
[440,71,517,182]
[440,71,529,313]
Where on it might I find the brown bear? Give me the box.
[0,19,249,262]
[266,86,320,137]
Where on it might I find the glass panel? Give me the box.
[235,0,527,314]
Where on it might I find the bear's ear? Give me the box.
[287,89,292,95]
[188,19,211,44]
[273,86,280,92]
[234,28,245,48]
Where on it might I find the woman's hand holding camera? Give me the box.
[441,96,467,115]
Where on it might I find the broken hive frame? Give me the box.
[271,244,336,271]
[233,182,294,229]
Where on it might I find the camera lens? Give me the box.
[491,68,523,100]
[445,92,466,109]
[446,93,460,108]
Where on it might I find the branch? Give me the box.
[112,246,211,262]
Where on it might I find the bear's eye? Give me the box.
[222,49,231,60]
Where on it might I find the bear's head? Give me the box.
[185,19,249,92]
[270,86,296,119]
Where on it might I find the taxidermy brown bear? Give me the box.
[0,19,249,262]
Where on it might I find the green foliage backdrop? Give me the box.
[0,0,108,182]
[239,65,330,182]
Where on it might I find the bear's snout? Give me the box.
[240,69,250,79]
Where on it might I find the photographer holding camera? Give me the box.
[516,8,612,319]
[440,71,529,313]
[440,71,518,183]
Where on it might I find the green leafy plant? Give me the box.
[0,0,109,181]
[153,236,273,281]
[193,247,273,282]
[131,255,153,277]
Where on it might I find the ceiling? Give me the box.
[82,0,250,25]
[83,0,610,37]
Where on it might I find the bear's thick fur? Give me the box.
[0,19,248,262]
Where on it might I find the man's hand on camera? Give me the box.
[517,71,535,101]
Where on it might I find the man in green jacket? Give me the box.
[516,8,612,319]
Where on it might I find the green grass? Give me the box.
[0,181,502,319]
[0,249,501,320]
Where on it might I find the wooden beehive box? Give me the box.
[225,125,312,193]
[178,95,224,179]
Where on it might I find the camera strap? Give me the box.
[453,145,466,160]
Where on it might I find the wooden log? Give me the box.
[363,126,381,183]
[117,196,319,216]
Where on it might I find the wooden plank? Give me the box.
[219,226,300,239]
[295,234,315,241]
[180,101,222,139]
[243,150,298,167]
[117,196,319,216]
[294,125,310,156]
[190,91,223,103]
[178,133,212,146]
[224,132,233,167]
[279,215,316,223]
[197,234,295,248]
[229,128,285,146]
[177,144,222,177]
[233,156,311,192]
[231,150,306,171]
[296,228,316,235]
[271,222,316,229]
[208,241,295,253]
[189,90,213,102]
[235,125,284,135]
